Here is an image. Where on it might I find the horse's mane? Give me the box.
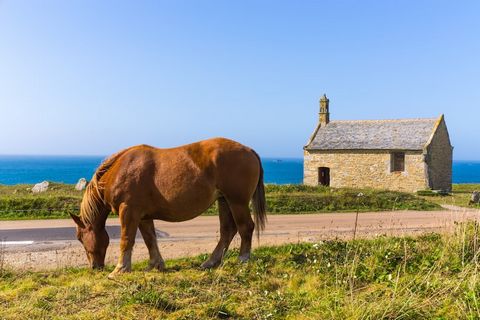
[80,147,132,225]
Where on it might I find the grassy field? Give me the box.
[0,183,441,220]
[2,223,480,319]
[0,183,82,220]
[420,184,480,209]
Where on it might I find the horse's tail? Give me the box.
[80,148,131,225]
[251,150,267,239]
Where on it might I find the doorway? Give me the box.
[318,167,330,186]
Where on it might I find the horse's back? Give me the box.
[165,137,260,199]
[103,138,261,220]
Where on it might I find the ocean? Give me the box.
[0,156,479,185]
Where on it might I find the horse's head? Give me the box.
[70,213,109,269]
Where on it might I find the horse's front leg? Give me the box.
[108,203,140,279]
[139,219,165,271]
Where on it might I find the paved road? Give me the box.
[1,206,479,270]
[0,226,169,242]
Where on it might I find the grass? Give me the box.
[0,183,440,220]
[0,183,82,220]
[2,223,480,319]
[420,184,480,209]
[263,185,439,213]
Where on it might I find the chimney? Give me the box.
[319,94,330,126]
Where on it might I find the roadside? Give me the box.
[420,183,480,209]
[2,207,480,271]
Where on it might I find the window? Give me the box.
[391,152,405,172]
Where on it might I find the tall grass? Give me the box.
[0,240,4,277]
[2,223,480,319]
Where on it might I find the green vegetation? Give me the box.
[2,224,480,319]
[0,183,82,220]
[0,183,440,220]
[420,184,480,209]
[262,185,439,213]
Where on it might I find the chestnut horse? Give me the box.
[70,138,266,278]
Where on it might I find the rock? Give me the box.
[75,178,87,191]
[32,181,49,193]
[470,191,480,205]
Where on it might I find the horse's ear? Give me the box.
[70,213,85,229]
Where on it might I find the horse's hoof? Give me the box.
[239,254,250,263]
[108,272,118,279]
[200,260,220,269]
[107,270,130,279]
[144,261,165,272]
[108,266,131,279]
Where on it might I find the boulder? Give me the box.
[75,178,87,191]
[32,181,49,193]
[469,191,480,205]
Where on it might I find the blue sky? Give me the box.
[0,1,478,159]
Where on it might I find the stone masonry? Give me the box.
[304,150,427,193]
[303,95,453,193]
[425,117,453,191]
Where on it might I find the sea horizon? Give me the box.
[0,155,479,185]
[2,155,480,162]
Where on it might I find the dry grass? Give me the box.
[0,241,5,277]
[2,223,480,319]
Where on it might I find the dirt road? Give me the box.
[1,206,479,270]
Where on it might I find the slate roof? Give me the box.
[305,117,441,151]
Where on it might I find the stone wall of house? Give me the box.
[304,150,428,193]
[426,118,453,191]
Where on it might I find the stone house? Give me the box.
[304,95,453,193]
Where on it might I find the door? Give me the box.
[318,167,330,186]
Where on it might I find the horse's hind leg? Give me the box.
[228,201,255,262]
[139,219,165,271]
[201,197,237,269]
